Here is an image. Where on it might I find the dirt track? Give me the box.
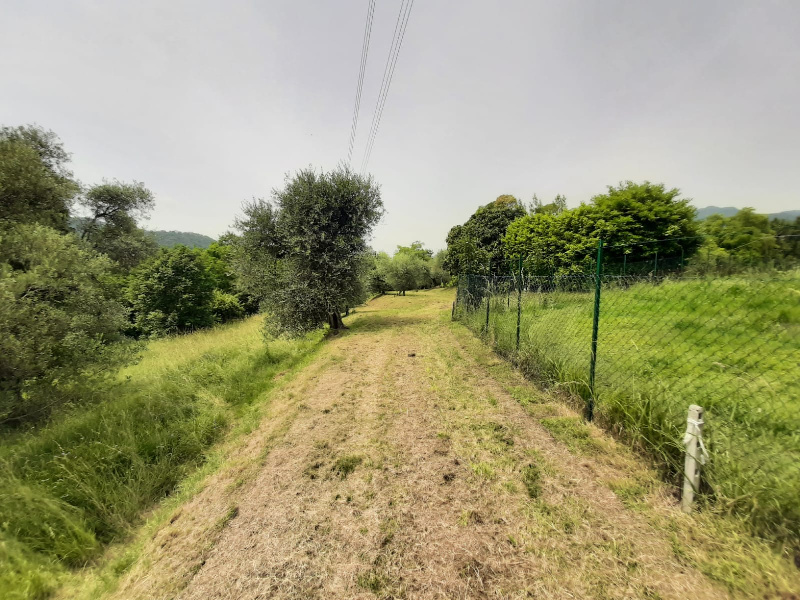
[111,290,734,599]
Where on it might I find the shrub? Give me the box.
[129,246,215,336]
[211,290,245,323]
[0,224,132,424]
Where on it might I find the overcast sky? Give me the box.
[2,1,799,252]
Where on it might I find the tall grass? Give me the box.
[0,316,322,599]
[458,272,800,543]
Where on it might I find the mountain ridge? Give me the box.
[146,230,216,249]
[695,206,800,221]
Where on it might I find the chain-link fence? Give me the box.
[453,237,800,543]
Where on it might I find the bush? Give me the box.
[0,224,132,424]
[129,246,215,336]
[211,290,245,323]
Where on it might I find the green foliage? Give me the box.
[76,181,157,271]
[521,463,542,499]
[0,224,132,424]
[772,216,800,260]
[147,230,215,249]
[129,246,215,336]
[0,534,58,600]
[385,251,429,294]
[429,249,450,286]
[0,316,322,597]
[0,472,99,565]
[204,242,236,293]
[504,181,699,273]
[528,193,567,216]
[367,252,391,296]
[211,290,244,323]
[701,208,775,262]
[444,195,526,274]
[234,166,383,334]
[683,210,800,272]
[395,241,432,261]
[0,125,79,231]
[367,243,449,294]
[332,455,363,479]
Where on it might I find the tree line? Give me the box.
[0,126,251,424]
[444,181,800,275]
[1,124,408,425]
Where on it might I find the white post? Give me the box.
[682,404,706,514]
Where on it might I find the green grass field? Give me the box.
[458,272,800,542]
[0,316,322,600]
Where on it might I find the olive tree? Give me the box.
[77,180,157,271]
[235,166,382,335]
[385,251,428,295]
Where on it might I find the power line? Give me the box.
[360,0,415,175]
[346,0,375,167]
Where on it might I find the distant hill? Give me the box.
[147,230,216,249]
[768,210,800,221]
[695,206,800,221]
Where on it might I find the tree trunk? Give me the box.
[328,310,347,331]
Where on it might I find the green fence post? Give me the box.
[484,259,491,333]
[588,239,604,421]
[516,256,523,352]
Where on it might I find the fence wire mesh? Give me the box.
[454,239,800,543]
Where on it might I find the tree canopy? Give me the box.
[0,125,79,230]
[503,182,699,273]
[234,166,383,334]
[128,246,216,336]
[444,195,526,274]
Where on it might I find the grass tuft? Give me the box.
[521,464,542,499]
[332,455,363,479]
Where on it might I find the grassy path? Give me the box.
[99,290,799,599]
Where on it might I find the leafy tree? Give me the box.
[528,193,567,216]
[0,125,79,230]
[234,166,383,334]
[395,241,432,261]
[444,224,489,275]
[0,224,132,423]
[204,242,236,293]
[129,247,215,336]
[366,251,391,296]
[386,251,429,295]
[429,249,451,286]
[701,208,777,263]
[503,182,699,273]
[77,181,157,271]
[772,216,800,261]
[444,195,526,274]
